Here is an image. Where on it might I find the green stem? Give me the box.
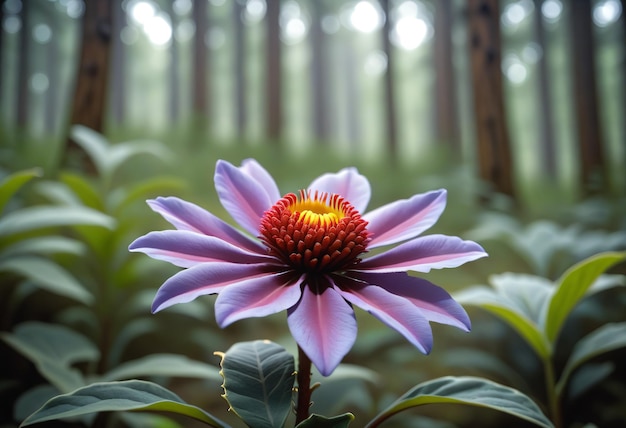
[295,345,312,425]
[544,357,562,428]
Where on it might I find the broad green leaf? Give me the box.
[14,384,60,422]
[365,376,553,428]
[0,205,115,237]
[489,273,553,325]
[1,236,85,258]
[70,125,110,176]
[545,252,626,342]
[556,323,626,395]
[106,140,171,177]
[20,380,229,427]
[102,354,221,382]
[34,181,83,206]
[217,340,295,428]
[296,413,355,427]
[0,256,93,304]
[0,168,42,214]
[59,172,105,211]
[1,322,99,392]
[310,365,379,414]
[456,288,550,359]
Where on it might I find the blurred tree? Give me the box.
[570,0,606,194]
[0,0,4,103]
[266,0,282,141]
[532,0,557,179]
[44,7,60,134]
[67,0,112,141]
[16,0,32,129]
[192,0,210,127]
[380,0,398,159]
[434,0,460,150]
[342,37,361,149]
[310,0,330,143]
[234,0,247,138]
[466,0,515,199]
[110,1,127,126]
[167,2,180,123]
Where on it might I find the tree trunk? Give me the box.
[380,0,398,160]
[168,4,180,123]
[310,0,330,143]
[570,0,606,194]
[45,14,60,134]
[192,0,210,128]
[265,0,282,141]
[110,0,126,126]
[533,0,557,179]
[16,1,31,129]
[234,0,247,138]
[434,0,460,149]
[466,0,515,198]
[0,0,5,104]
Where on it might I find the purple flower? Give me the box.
[129,159,487,376]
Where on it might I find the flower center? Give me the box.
[259,190,370,274]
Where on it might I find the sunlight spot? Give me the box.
[65,0,84,18]
[144,13,172,45]
[129,0,157,25]
[541,0,562,22]
[173,0,192,16]
[321,15,340,34]
[31,73,49,93]
[3,16,21,34]
[521,42,542,64]
[283,18,306,43]
[503,55,527,85]
[33,23,52,44]
[502,2,526,26]
[593,0,622,27]
[206,27,225,49]
[391,15,428,50]
[349,1,383,33]
[175,18,195,42]
[397,0,418,18]
[364,50,387,76]
[4,0,22,14]
[246,0,266,23]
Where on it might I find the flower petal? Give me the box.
[147,196,263,252]
[358,235,487,273]
[348,271,470,331]
[240,158,281,203]
[215,271,303,327]
[287,279,357,376]
[214,160,277,235]
[334,275,433,354]
[152,262,276,312]
[129,230,273,268]
[308,167,371,213]
[364,190,447,248]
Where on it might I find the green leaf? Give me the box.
[217,340,295,428]
[0,256,93,304]
[109,176,186,214]
[0,205,116,237]
[456,287,550,359]
[1,322,99,392]
[20,380,229,427]
[545,252,626,342]
[296,413,355,427]
[0,168,42,214]
[59,172,105,211]
[556,322,626,395]
[102,354,221,382]
[365,376,553,428]
[1,236,85,258]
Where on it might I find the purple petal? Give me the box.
[334,275,433,354]
[364,190,447,248]
[152,262,276,312]
[129,230,273,268]
[308,167,371,213]
[240,159,281,203]
[287,279,357,376]
[214,160,277,235]
[358,235,487,273]
[147,197,263,252]
[215,271,304,327]
[348,271,470,331]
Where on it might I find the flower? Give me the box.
[129,159,487,376]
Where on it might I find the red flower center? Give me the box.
[259,190,371,274]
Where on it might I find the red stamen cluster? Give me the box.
[259,192,371,274]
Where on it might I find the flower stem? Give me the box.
[295,345,312,425]
[544,357,562,428]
